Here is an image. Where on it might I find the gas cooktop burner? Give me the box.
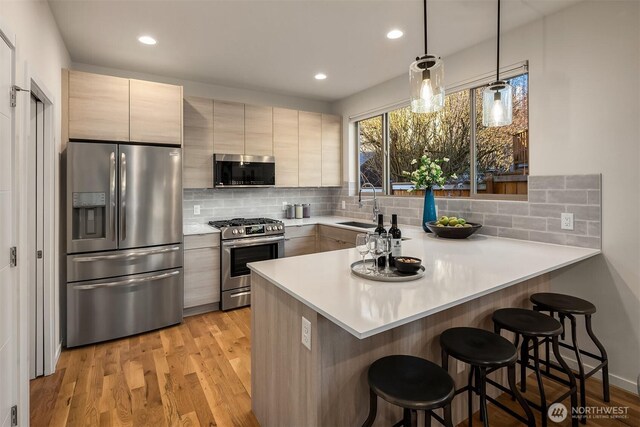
[209,217,282,228]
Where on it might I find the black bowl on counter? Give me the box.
[425,221,482,239]
[394,257,423,274]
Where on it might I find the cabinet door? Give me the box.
[68,70,130,141]
[298,111,322,187]
[184,246,220,308]
[273,108,299,187]
[183,97,214,188]
[213,100,245,154]
[245,104,273,156]
[285,236,317,257]
[321,114,342,186]
[130,80,183,145]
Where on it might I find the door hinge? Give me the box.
[11,405,17,426]
[9,246,17,267]
[9,85,28,108]
[37,250,43,259]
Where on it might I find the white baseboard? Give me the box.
[560,352,638,395]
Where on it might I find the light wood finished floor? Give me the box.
[31,309,639,427]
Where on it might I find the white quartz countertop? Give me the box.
[249,217,600,339]
[183,223,220,236]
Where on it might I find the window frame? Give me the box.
[355,62,529,200]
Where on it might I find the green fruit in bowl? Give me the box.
[448,219,459,226]
[455,224,464,228]
[439,219,449,226]
[463,223,472,228]
[439,216,449,222]
[436,224,444,227]
[458,218,466,225]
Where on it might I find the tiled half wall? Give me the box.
[333,175,602,249]
[183,187,340,223]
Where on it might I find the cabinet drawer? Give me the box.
[184,247,220,308]
[317,225,359,246]
[285,224,317,239]
[318,236,353,252]
[285,236,317,257]
[184,233,220,250]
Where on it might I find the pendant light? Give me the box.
[482,0,513,127]
[409,0,444,114]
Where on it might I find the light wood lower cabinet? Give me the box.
[184,234,220,308]
[285,225,359,256]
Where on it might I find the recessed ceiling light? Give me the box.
[138,35,157,45]
[387,29,404,39]
[314,73,327,80]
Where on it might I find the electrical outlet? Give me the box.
[301,316,311,350]
[561,212,574,230]
[193,205,200,215]
[282,201,288,211]
[341,200,346,209]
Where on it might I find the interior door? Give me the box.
[118,145,182,249]
[0,34,17,427]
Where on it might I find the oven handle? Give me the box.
[229,291,251,298]
[221,235,284,249]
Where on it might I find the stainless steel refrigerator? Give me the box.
[64,142,183,347]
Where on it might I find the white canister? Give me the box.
[295,204,303,219]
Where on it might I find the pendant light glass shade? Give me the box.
[410,55,445,113]
[482,81,513,127]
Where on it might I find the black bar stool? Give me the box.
[440,327,535,427]
[492,308,579,427]
[362,355,455,427]
[531,293,610,414]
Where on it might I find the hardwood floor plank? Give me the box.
[30,308,637,427]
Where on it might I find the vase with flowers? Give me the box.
[403,156,456,232]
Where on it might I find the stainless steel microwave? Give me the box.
[213,154,276,187]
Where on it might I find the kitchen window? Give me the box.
[357,72,529,199]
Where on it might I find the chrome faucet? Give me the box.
[358,183,379,222]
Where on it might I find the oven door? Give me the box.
[221,235,284,292]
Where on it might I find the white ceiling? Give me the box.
[48,0,583,102]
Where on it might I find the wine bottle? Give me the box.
[374,214,386,268]
[389,214,402,267]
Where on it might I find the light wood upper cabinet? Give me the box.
[68,70,130,141]
[183,96,214,188]
[213,100,244,154]
[273,108,299,187]
[321,114,342,187]
[244,104,273,156]
[130,79,183,145]
[298,111,322,187]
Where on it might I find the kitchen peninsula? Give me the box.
[248,224,600,426]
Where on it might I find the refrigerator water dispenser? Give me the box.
[72,192,106,240]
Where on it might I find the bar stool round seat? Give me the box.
[530,292,596,315]
[368,355,455,411]
[493,308,563,337]
[440,327,517,368]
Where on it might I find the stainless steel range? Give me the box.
[209,218,285,310]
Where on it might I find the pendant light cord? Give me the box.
[496,0,501,81]
[423,0,428,54]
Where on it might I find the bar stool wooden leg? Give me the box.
[520,336,529,393]
[424,410,432,427]
[552,335,579,427]
[507,363,536,427]
[443,404,453,427]
[478,368,489,427]
[568,315,587,423]
[532,337,548,427]
[362,388,377,427]
[585,314,610,402]
[467,367,475,427]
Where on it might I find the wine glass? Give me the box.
[355,234,370,272]
[373,235,385,275]
[367,233,378,274]
[379,233,393,275]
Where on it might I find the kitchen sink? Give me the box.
[337,221,377,229]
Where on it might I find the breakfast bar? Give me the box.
[248,226,600,426]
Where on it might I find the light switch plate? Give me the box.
[282,201,288,211]
[194,205,201,215]
[561,212,574,230]
[341,200,346,209]
[301,316,311,350]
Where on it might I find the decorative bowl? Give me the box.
[394,257,423,274]
[425,221,482,239]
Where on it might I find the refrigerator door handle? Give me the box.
[120,151,127,242]
[70,245,182,262]
[73,270,181,290]
[109,151,116,241]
